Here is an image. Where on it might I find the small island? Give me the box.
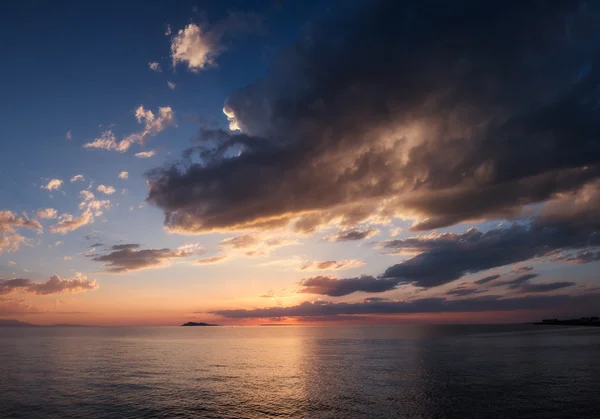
[181,322,219,326]
[534,317,600,326]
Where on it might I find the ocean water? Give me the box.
[1,324,599,418]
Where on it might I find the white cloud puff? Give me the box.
[41,179,63,191]
[149,62,162,72]
[97,185,116,195]
[118,171,129,180]
[135,150,156,159]
[70,174,85,182]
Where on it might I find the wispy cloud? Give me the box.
[0,273,98,296]
[167,81,176,89]
[0,211,41,254]
[118,171,128,180]
[135,150,156,159]
[89,243,204,273]
[66,130,72,140]
[70,174,85,182]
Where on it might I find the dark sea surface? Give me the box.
[1,324,599,418]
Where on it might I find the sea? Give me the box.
[1,324,599,418]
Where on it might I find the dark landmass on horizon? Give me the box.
[181,322,219,326]
[534,317,600,326]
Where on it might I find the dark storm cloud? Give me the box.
[379,193,600,288]
[147,0,600,234]
[88,244,203,273]
[324,229,379,242]
[210,293,600,319]
[298,275,399,297]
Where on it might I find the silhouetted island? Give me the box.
[181,322,219,326]
[534,317,600,326]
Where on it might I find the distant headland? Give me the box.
[181,322,219,326]
[534,317,599,326]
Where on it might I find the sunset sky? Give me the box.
[1,0,599,326]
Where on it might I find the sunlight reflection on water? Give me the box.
[1,324,599,418]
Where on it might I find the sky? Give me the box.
[1,0,599,326]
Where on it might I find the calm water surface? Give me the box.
[1,324,599,418]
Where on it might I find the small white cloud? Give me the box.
[80,190,95,201]
[70,174,85,182]
[63,256,72,261]
[66,130,72,140]
[165,24,172,36]
[8,261,16,266]
[41,179,63,191]
[167,81,176,89]
[118,171,128,180]
[149,62,162,72]
[54,241,63,246]
[135,150,156,159]
[171,24,217,71]
[36,208,58,219]
[97,185,116,195]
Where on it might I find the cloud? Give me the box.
[325,229,379,242]
[194,255,229,265]
[474,274,501,285]
[119,171,129,180]
[49,211,93,234]
[70,174,85,182]
[36,208,57,219]
[88,243,203,273]
[149,62,162,72]
[63,256,72,261]
[84,106,174,152]
[66,130,72,141]
[167,81,176,90]
[97,185,116,195]
[219,233,296,257]
[210,293,600,319]
[0,273,98,296]
[549,249,600,264]
[135,150,156,159]
[489,273,540,289]
[147,1,600,235]
[0,211,42,254]
[41,179,63,191]
[519,282,576,293]
[0,298,42,315]
[298,275,399,297]
[170,14,260,72]
[299,260,365,271]
[83,130,122,151]
[49,191,110,234]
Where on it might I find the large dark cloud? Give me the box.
[147,0,600,234]
[298,275,398,297]
[0,274,98,295]
[210,293,600,319]
[88,244,203,273]
[378,188,600,288]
